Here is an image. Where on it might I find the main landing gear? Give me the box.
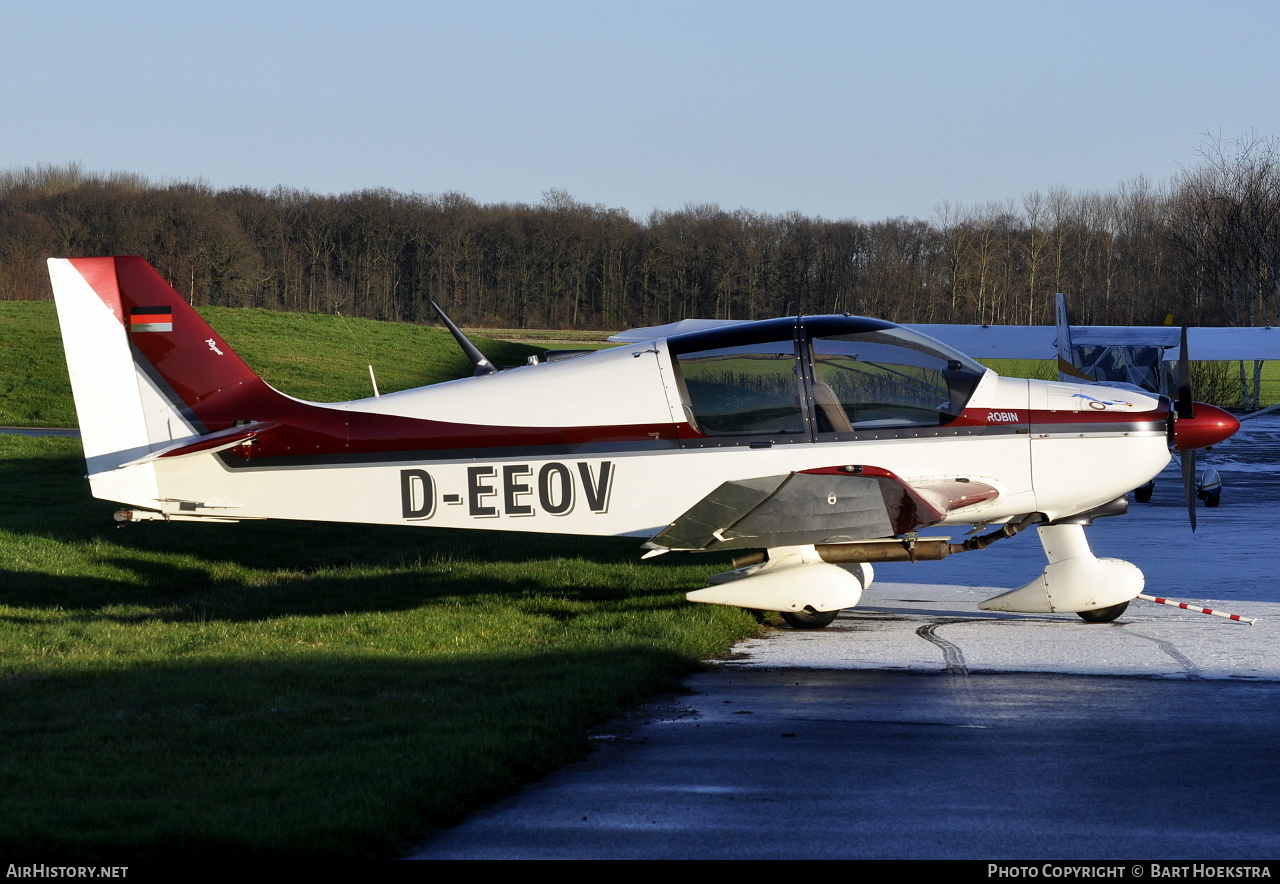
[684,517,1145,626]
[1197,467,1222,508]
[685,547,872,629]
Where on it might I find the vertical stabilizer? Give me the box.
[48,256,280,507]
[49,257,164,506]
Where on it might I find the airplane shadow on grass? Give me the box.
[0,646,698,862]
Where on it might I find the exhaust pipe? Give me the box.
[730,513,1040,569]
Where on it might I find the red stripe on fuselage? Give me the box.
[226,408,679,461]
[951,407,1168,428]
[1027,409,1166,425]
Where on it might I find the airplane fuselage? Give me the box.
[111,323,1172,537]
[53,256,1241,621]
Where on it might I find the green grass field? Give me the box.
[0,432,754,860]
[0,301,559,424]
[0,302,756,859]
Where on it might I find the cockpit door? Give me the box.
[803,322,985,440]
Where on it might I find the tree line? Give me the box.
[2,135,1278,332]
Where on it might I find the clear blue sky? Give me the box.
[4,0,1278,221]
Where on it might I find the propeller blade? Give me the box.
[1177,326,1194,420]
[1182,448,1197,532]
[1175,325,1200,530]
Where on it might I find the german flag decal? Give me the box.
[129,306,173,333]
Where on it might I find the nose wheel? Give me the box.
[1077,601,1129,622]
[780,608,840,629]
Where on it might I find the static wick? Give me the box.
[1137,593,1257,625]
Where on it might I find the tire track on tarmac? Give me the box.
[917,617,1204,680]
[915,618,969,675]
[915,619,997,732]
[1119,626,1204,679]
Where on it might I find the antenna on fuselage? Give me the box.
[335,310,381,398]
[429,300,497,376]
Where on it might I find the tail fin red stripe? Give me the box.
[66,257,126,324]
[71,256,282,431]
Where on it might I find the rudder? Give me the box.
[48,256,277,506]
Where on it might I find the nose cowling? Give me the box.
[1173,403,1240,451]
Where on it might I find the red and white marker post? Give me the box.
[1137,594,1258,625]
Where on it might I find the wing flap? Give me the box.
[647,466,999,552]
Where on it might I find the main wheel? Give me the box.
[780,608,840,629]
[1077,601,1129,623]
[1133,482,1154,504]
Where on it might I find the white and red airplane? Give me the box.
[47,256,1239,628]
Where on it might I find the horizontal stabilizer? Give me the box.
[120,422,280,467]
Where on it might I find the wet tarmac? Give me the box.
[409,593,1280,860]
[409,416,1280,860]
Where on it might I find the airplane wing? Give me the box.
[646,466,998,552]
[607,318,746,342]
[909,323,1280,362]
[1175,327,1280,361]
[904,325,1057,359]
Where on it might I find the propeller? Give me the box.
[1176,326,1196,531]
[1168,326,1241,530]
[1176,326,1194,420]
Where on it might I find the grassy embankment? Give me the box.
[5,302,1273,428]
[0,302,755,860]
[0,301,599,426]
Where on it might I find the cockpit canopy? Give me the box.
[666,315,986,442]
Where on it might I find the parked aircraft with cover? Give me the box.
[48,257,1239,628]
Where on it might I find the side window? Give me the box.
[676,341,804,435]
[811,331,978,430]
